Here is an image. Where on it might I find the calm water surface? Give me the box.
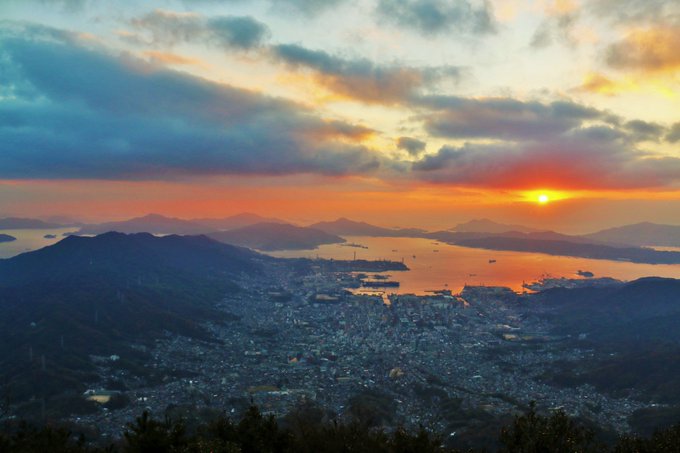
[4,232,679,295]
[0,228,75,259]
[269,236,680,294]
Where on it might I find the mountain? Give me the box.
[192,213,287,231]
[209,222,345,251]
[428,229,610,247]
[0,233,264,405]
[43,215,83,226]
[0,232,261,287]
[0,217,65,229]
[533,278,680,404]
[491,230,612,245]
[77,213,212,235]
[453,236,680,265]
[0,234,16,243]
[310,218,425,237]
[584,222,680,247]
[452,219,541,234]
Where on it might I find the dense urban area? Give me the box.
[70,261,647,447]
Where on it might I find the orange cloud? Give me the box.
[143,51,205,67]
[575,72,632,95]
[606,25,680,73]
[544,0,580,16]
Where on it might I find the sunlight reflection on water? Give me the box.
[268,236,680,294]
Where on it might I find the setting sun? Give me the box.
[538,194,550,204]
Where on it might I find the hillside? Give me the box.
[453,236,680,264]
[310,218,424,237]
[452,219,541,234]
[209,222,345,251]
[0,217,65,229]
[584,222,680,247]
[533,278,680,404]
[0,233,264,402]
[0,232,261,287]
[76,214,212,235]
[192,213,287,231]
[0,234,16,243]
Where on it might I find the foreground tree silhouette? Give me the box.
[6,402,680,452]
[615,424,680,453]
[123,411,187,453]
[0,422,87,453]
[499,403,602,453]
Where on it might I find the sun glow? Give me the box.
[521,190,570,204]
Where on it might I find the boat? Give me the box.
[488,259,496,264]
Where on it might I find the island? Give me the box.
[0,233,16,243]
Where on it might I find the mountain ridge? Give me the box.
[209,222,345,251]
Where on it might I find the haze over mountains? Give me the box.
[0,217,69,229]
[4,212,680,263]
[310,217,427,237]
[208,222,345,251]
[584,223,680,248]
[193,213,286,231]
[451,219,542,234]
[76,213,285,236]
[76,214,214,235]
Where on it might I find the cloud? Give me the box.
[589,0,680,25]
[412,139,680,190]
[128,11,462,104]
[397,137,427,156]
[410,93,678,190]
[143,50,205,66]
[269,0,348,16]
[270,43,461,104]
[667,123,680,143]
[0,25,381,180]
[574,72,622,95]
[606,25,680,72]
[130,9,270,50]
[416,95,604,141]
[530,9,579,48]
[375,0,496,36]
[624,120,665,142]
[180,0,348,17]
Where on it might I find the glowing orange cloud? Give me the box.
[607,26,680,73]
[143,51,205,67]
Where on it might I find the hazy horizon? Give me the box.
[4,207,680,235]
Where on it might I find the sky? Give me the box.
[0,0,679,232]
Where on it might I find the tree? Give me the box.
[499,403,602,453]
[123,411,187,453]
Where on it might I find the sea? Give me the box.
[2,231,679,295]
[0,228,76,259]
[268,236,680,295]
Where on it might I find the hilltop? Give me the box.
[584,222,680,247]
[209,222,345,250]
